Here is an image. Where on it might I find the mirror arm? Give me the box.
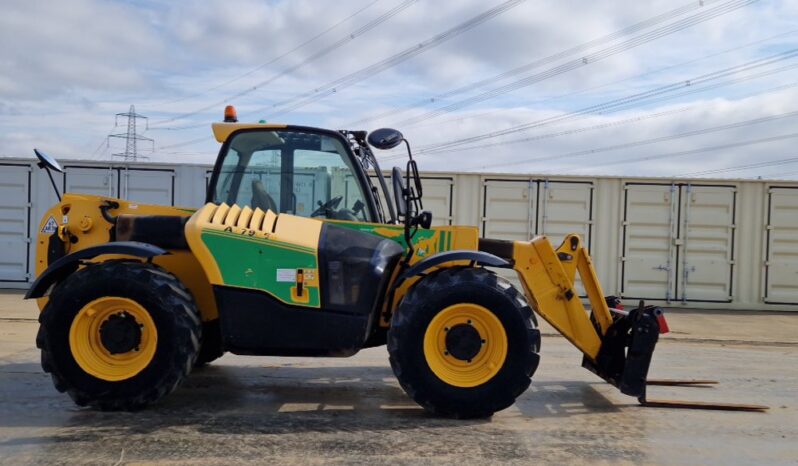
[402,139,414,161]
[40,163,62,202]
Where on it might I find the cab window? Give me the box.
[213,129,372,222]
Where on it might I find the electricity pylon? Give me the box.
[108,105,153,161]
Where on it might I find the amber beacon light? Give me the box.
[223,105,238,122]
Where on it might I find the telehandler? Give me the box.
[26,107,765,417]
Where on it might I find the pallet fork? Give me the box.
[511,234,768,412]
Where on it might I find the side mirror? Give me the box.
[34,148,63,173]
[392,166,407,217]
[368,128,404,150]
[33,148,63,202]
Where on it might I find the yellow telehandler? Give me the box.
[26,107,765,416]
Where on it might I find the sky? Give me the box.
[1,0,798,179]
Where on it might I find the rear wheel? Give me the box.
[388,267,540,418]
[37,261,202,410]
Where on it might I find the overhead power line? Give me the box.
[400,27,798,131]
[447,77,798,162]
[344,0,742,127]
[381,69,798,162]
[432,107,693,156]
[157,136,207,151]
[155,0,526,148]
[256,0,527,118]
[379,78,798,164]
[462,108,798,171]
[152,0,418,125]
[760,166,798,179]
[87,123,118,160]
[562,131,798,174]
[379,67,798,163]
[402,48,798,156]
[151,0,383,108]
[393,0,759,127]
[680,155,798,177]
[377,79,798,168]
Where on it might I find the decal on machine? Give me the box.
[41,216,58,234]
[276,269,296,282]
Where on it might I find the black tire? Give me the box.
[194,319,224,367]
[388,267,540,419]
[36,261,202,411]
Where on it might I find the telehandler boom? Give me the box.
[26,108,766,416]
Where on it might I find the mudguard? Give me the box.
[395,250,510,284]
[25,241,168,299]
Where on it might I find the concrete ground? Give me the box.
[0,290,796,465]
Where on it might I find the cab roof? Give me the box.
[211,122,288,143]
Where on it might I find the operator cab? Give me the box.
[207,107,429,238]
[208,125,377,222]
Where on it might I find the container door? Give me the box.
[621,184,678,301]
[369,174,452,226]
[765,187,798,304]
[539,180,594,249]
[539,180,595,296]
[122,169,174,205]
[482,179,536,240]
[64,166,118,197]
[0,165,31,281]
[420,177,454,226]
[678,185,736,302]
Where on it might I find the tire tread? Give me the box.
[38,261,202,411]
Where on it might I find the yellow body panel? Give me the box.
[271,211,324,250]
[379,224,480,327]
[185,203,323,307]
[511,234,612,360]
[34,194,219,321]
[184,203,323,291]
[211,122,288,143]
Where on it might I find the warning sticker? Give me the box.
[41,216,58,234]
[276,269,296,282]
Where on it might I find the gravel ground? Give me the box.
[0,292,796,465]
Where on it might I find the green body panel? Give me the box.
[201,230,320,307]
[199,220,456,309]
[333,222,452,256]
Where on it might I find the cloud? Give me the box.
[398,85,798,178]
[0,0,797,179]
[0,0,164,100]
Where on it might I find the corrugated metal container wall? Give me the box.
[1,157,796,312]
[0,163,31,282]
[765,186,798,304]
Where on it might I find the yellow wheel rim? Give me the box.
[423,303,508,388]
[69,297,158,382]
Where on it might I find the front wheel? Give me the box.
[36,261,202,410]
[388,267,540,419]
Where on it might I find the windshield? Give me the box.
[212,129,373,222]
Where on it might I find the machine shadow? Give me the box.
[0,362,480,447]
[516,380,625,418]
[0,360,627,448]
